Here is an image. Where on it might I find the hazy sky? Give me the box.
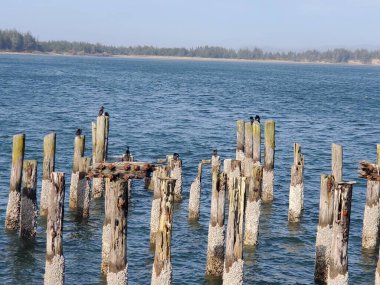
[1,0,380,50]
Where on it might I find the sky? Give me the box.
[1,0,380,50]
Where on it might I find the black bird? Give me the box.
[250,116,254,124]
[104,112,109,117]
[173,153,180,160]
[75,128,82,136]
[255,115,260,123]
[98,106,104,116]
[125,146,130,156]
[213,149,218,156]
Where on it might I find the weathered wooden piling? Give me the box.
[107,179,128,285]
[315,174,335,283]
[236,120,245,162]
[244,163,263,246]
[40,132,56,216]
[77,157,91,218]
[104,114,109,161]
[223,177,246,285]
[206,172,227,277]
[188,163,202,221]
[101,178,113,274]
[288,143,305,222]
[20,160,37,239]
[151,178,176,285]
[169,155,182,202]
[252,121,261,163]
[244,121,253,177]
[262,120,275,202]
[5,133,25,230]
[227,160,242,194]
[93,115,106,198]
[327,182,354,285]
[92,121,96,161]
[44,172,65,285]
[69,134,85,209]
[331,144,343,182]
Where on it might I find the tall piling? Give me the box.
[5,133,25,230]
[101,178,113,274]
[227,160,241,194]
[331,144,343,182]
[223,177,245,285]
[315,174,335,283]
[327,182,354,285]
[169,156,182,202]
[93,115,106,198]
[69,134,85,209]
[44,172,65,285]
[244,163,263,246]
[252,121,261,163]
[151,178,176,285]
[107,179,128,285]
[92,122,96,161]
[244,121,253,177]
[77,157,91,218]
[262,120,275,202]
[104,114,109,161]
[20,160,37,239]
[288,143,305,222]
[206,173,227,277]
[188,163,202,221]
[40,133,56,216]
[236,120,245,162]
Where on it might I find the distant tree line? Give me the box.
[1,29,379,64]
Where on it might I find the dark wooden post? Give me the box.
[223,177,245,284]
[20,160,37,239]
[328,182,355,285]
[44,172,65,285]
[315,174,335,283]
[5,133,25,230]
[93,115,106,198]
[77,157,91,218]
[106,179,128,284]
[332,143,343,182]
[69,134,85,209]
[188,162,202,221]
[244,121,253,177]
[244,163,262,246]
[151,178,176,285]
[252,121,261,163]
[236,120,245,162]
[41,132,56,216]
[288,143,304,222]
[262,120,275,202]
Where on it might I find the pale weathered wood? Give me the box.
[20,160,37,239]
[262,120,275,202]
[5,133,25,230]
[236,120,245,161]
[168,157,182,202]
[77,157,92,218]
[315,174,335,283]
[107,179,128,285]
[104,114,109,161]
[332,144,343,182]
[92,121,96,162]
[151,178,176,285]
[93,115,106,198]
[69,134,85,209]
[378,144,380,165]
[244,121,253,177]
[101,178,113,274]
[227,160,242,195]
[252,121,261,163]
[327,182,354,285]
[288,143,304,222]
[188,162,202,221]
[223,177,246,285]
[44,172,65,285]
[41,133,56,216]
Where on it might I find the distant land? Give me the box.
[1,29,380,65]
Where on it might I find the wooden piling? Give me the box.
[206,173,227,277]
[93,115,106,198]
[77,157,91,218]
[315,174,335,283]
[40,132,56,216]
[44,172,65,285]
[252,121,261,163]
[228,160,242,194]
[327,182,354,285]
[236,120,245,162]
[331,144,343,182]
[244,121,253,177]
[262,120,275,202]
[104,114,109,161]
[151,178,176,285]
[101,178,113,274]
[223,177,245,285]
[288,143,304,222]
[69,134,85,209]
[20,160,37,239]
[244,163,263,246]
[188,163,202,221]
[5,133,25,230]
[169,157,182,202]
[107,179,128,285]
[92,121,96,162]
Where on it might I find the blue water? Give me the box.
[0,55,379,284]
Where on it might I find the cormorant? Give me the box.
[104,112,109,117]
[75,129,82,136]
[173,153,180,160]
[250,116,254,124]
[255,115,260,123]
[98,106,104,116]
[213,149,218,157]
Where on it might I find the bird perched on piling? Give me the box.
[250,116,254,124]
[104,112,109,117]
[213,149,218,157]
[75,129,82,136]
[173,153,180,160]
[255,115,260,123]
[122,147,131,162]
[98,106,104,116]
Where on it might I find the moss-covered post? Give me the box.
[168,155,182,202]
[262,120,275,202]
[315,174,335,283]
[44,172,65,285]
[327,182,355,285]
[206,173,227,277]
[107,179,128,285]
[69,134,85,209]
[331,144,343,182]
[20,160,37,239]
[77,157,91,218]
[40,132,56,216]
[223,177,246,285]
[93,115,106,198]
[244,163,263,246]
[5,133,25,230]
[288,143,305,222]
[188,162,202,221]
[151,178,176,285]
[236,120,245,162]
[252,121,261,163]
[244,121,253,177]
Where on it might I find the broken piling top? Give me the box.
[331,143,343,182]
[244,121,253,159]
[264,120,275,170]
[72,134,85,173]
[252,121,261,163]
[95,115,106,163]
[43,132,56,180]
[358,161,380,181]
[236,120,245,161]
[293,143,304,166]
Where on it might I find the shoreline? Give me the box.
[1,51,379,67]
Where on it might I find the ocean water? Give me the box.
[0,55,379,285]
